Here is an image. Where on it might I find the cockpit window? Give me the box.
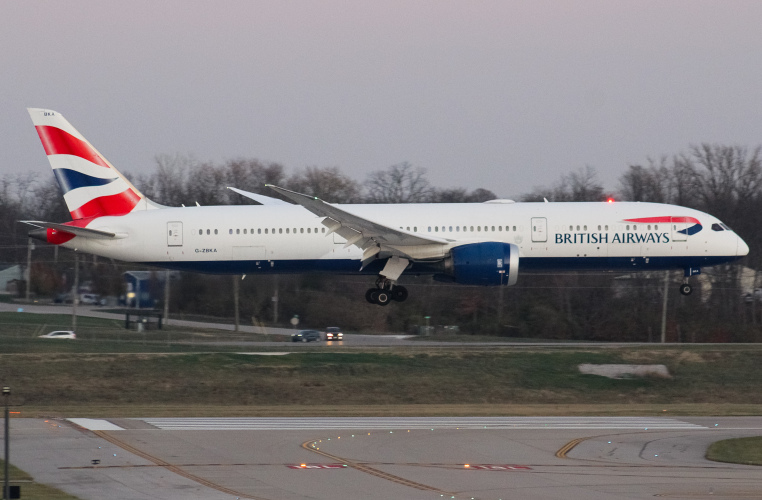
[711,223,724,231]
[721,223,732,231]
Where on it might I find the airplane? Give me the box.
[23,108,749,305]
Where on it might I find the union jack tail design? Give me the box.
[28,108,160,220]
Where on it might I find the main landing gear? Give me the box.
[366,277,408,306]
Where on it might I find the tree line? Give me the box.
[2,143,760,341]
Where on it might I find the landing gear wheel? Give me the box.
[391,286,408,302]
[366,288,377,304]
[374,290,392,306]
[679,283,693,296]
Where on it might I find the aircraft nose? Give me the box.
[738,236,750,257]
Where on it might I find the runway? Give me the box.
[6,416,762,500]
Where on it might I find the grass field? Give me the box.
[3,311,762,417]
[0,312,287,354]
[706,436,762,466]
[0,460,80,500]
[3,348,762,417]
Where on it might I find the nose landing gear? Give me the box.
[679,267,701,296]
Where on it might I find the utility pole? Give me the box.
[660,271,669,343]
[3,386,10,500]
[233,275,240,332]
[72,254,79,332]
[163,271,170,323]
[25,239,33,302]
[272,276,279,324]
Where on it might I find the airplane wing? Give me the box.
[265,185,449,248]
[21,221,117,239]
[227,187,292,205]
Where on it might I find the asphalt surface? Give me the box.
[5,417,762,500]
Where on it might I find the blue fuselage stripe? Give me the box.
[143,255,741,276]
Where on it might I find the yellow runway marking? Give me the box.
[302,439,459,496]
[555,436,591,458]
[93,430,268,500]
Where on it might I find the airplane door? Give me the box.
[167,222,183,246]
[671,217,688,242]
[531,217,547,242]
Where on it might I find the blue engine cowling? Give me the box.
[439,242,519,286]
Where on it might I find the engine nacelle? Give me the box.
[436,242,519,286]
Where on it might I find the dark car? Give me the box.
[324,327,344,341]
[291,330,321,342]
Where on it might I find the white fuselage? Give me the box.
[59,201,747,277]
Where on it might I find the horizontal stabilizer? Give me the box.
[21,221,117,239]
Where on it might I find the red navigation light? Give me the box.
[607,198,615,203]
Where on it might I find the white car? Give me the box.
[39,331,77,340]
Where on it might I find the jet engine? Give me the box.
[435,242,519,286]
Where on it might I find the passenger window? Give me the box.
[321,228,325,233]
[597,225,601,231]
[477,226,481,232]
[605,225,608,231]
[236,229,240,234]
[286,228,290,234]
[470,226,474,231]
[259,229,262,234]
[214,229,218,235]
[569,226,573,231]
[491,226,495,231]
[626,225,630,230]
[199,229,202,235]
[414,226,418,232]
[428,227,432,232]
[300,228,304,233]
[229,229,233,235]
[512,226,516,231]
[655,225,658,230]
[435,227,439,232]
[279,228,283,234]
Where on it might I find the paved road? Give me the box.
[5,416,762,500]
[8,302,761,349]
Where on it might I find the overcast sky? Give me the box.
[2,1,761,199]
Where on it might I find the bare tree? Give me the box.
[431,187,498,203]
[286,166,361,203]
[364,162,433,203]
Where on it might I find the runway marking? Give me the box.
[137,416,707,431]
[465,464,531,471]
[286,463,347,469]
[556,436,591,458]
[92,430,269,500]
[68,418,124,431]
[301,439,458,497]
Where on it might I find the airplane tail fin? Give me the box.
[27,108,161,220]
